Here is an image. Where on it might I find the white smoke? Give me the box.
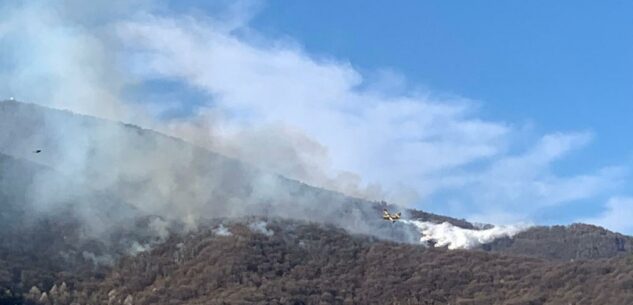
[148,217,170,241]
[248,220,274,236]
[127,241,151,255]
[81,251,115,266]
[212,224,232,237]
[0,0,626,241]
[403,220,530,250]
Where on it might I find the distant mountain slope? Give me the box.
[2,100,633,304]
[5,216,633,305]
[485,224,633,260]
[407,208,477,229]
[1,100,632,257]
[47,220,633,305]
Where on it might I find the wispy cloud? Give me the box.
[444,132,627,223]
[583,197,633,234]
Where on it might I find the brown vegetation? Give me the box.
[5,220,631,305]
[486,223,633,260]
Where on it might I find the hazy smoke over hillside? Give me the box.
[0,99,428,247]
[0,0,384,238]
[0,0,541,248]
[0,0,391,204]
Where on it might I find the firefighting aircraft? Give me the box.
[382,209,401,223]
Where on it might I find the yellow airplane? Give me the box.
[382,209,401,223]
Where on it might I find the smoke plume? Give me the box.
[0,0,614,250]
[403,220,529,250]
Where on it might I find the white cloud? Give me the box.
[583,197,633,234]
[437,132,626,224]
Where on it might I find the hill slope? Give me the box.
[487,224,633,260]
[2,100,633,304]
[25,220,633,305]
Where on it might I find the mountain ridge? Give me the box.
[2,100,633,304]
[1,100,632,255]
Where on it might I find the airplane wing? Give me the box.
[382,209,401,222]
[383,210,390,219]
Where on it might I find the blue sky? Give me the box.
[252,1,633,168]
[1,0,632,233]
